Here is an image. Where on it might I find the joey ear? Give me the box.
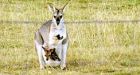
[50,48,55,52]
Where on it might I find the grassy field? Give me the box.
[0,0,140,75]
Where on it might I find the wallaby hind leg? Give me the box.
[35,32,46,69]
[35,41,46,69]
[61,42,68,70]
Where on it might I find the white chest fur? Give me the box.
[48,25,66,48]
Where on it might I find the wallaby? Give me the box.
[34,3,69,70]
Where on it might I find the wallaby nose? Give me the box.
[56,34,63,40]
[56,18,60,25]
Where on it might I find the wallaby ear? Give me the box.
[48,3,56,13]
[61,0,70,12]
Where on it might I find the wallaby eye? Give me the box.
[60,16,62,18]
[54,16,56,18]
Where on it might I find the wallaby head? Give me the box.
[48,3,69,26]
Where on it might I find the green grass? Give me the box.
[0,0,140,75]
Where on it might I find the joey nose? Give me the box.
[56,34,63,40]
